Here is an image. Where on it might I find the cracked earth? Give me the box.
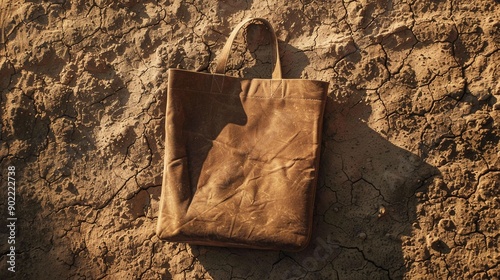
[0,0,499,279]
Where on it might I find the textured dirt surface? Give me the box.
[1,0,499,279]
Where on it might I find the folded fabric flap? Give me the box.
[168,68,328,101]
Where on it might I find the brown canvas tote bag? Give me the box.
[157,18,329,251]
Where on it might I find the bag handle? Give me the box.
[214,18,282,79]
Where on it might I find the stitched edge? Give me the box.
[168,87,325,101]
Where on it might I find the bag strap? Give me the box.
[214,18,282,79]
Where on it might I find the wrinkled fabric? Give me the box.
[157,18,328,251]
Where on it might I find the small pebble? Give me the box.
[357,232,367,240]
[378,205,386,218]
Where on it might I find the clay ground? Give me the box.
[0,0,499,279]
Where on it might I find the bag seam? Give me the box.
[168,87,325,101]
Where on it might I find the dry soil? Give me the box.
[0,0,499,279]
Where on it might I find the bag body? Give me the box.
[157,18,328,251]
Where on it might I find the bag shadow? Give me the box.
[281,87,441,279]
[224,22,309,80]
[179,83,248,196]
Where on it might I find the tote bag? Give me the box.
[157,18,329,251]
